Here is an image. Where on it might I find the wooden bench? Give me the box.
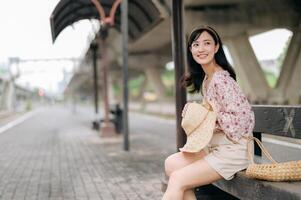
[163,105,301,200]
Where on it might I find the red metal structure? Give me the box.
[90,0,122,137]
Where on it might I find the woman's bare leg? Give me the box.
[162,159,222,200]
[164,151,206,200]
[162,190,196,200]
[184,189,197,200]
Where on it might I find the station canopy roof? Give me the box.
[50,0,165,42]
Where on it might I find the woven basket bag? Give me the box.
[246,137,301,182]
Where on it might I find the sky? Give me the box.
[249,29,292,60]
[0,1,292,95]
[0,1,98,94]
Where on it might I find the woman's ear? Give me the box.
[214,43,220,53]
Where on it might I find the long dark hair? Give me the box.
[182,25,236,94]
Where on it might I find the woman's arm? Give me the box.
[213,74,255,142]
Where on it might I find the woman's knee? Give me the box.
[165,152,187,176]
[164,154,177,177]
[164,151,206,177]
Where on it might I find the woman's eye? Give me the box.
[192,43,198,47]
[205,42,211,45]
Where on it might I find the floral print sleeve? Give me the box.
[204,70,255,142]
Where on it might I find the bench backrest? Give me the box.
[252,105,301,156]
[252,105,301,139]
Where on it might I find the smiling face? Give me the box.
[190,31,219,66]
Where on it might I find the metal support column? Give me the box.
[122,0,129,151]
[171,0,187,150]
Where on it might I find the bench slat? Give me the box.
[213,171,301,200]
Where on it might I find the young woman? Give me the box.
[162,26,255,200]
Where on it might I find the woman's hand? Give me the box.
[203,100,213,111]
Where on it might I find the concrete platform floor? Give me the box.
[0,105,177,200]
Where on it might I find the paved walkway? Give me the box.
[0,105,177,200]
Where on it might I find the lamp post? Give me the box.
[90,41,100,130]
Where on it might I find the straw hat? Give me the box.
[179,102,217,153]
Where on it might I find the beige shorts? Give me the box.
[204,131,253,180]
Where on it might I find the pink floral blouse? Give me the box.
[203,70,255,142]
